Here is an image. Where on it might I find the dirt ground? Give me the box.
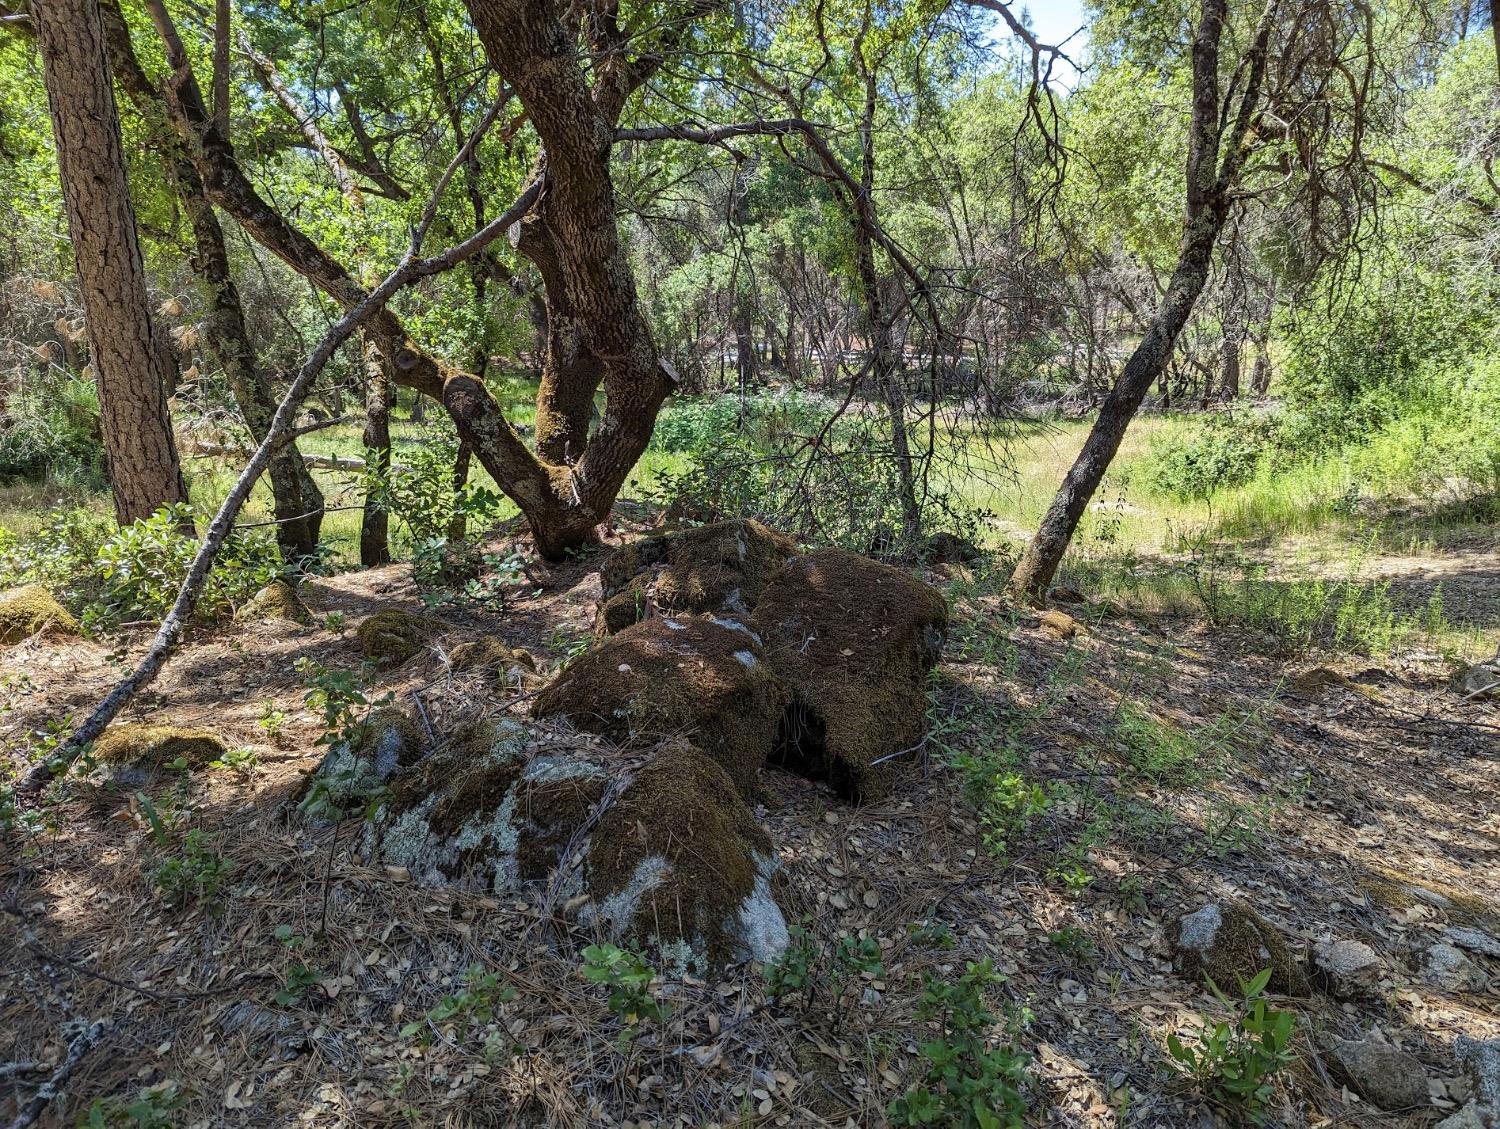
[2,526,1497,1128]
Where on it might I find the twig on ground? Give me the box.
[3,1019,109,1129]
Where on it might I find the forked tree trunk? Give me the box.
[1008,0,1270,603]
[33,0,188,525]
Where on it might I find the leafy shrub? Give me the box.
[0,504,280,630]
[1133,412,1282,501]
[1166,968,1297,1125]
[0,371,105,489]
[150,828,235,909]
[765,924,885,1021]
[888,959,1031,1128]
[581,943,668,1033]
[95,504,280,626]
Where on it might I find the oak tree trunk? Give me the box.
[34,0,189,525]
[360,340,392,567]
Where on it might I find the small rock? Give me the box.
[0,584,78,643]
[1423,942,1488,993]
[1438,1037,1500,1129]
[1458,661,1499,699]
[1172,901,1309,997]
[1039,609,1080,639]
[1326,1033,1429,1112]
[357,607,449,663]
[1445,927,1500,959]
[1313,938,1385,1000]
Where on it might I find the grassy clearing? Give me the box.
[3,399,1492,658]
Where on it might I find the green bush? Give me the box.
[1166,967,1297,1125]
[0,372,105,488]
[0,504,281,630]
[1134,412,1282,501]
[889,959,1031,1128]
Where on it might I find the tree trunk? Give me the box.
[33,0,188,525]
[1008,0,1270,603]
[1220,335,1241,400]
[360,340,392,567]
[448,439,473,543]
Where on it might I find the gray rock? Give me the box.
[1437,1038,1500,1129]
[1313,938,1384,999]
[1326,1033,1429,1111]
[1424,942,1488,992]
[1445,926,1500,959]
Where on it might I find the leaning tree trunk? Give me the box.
[33,0,188,525]
[1008,0,1270,603]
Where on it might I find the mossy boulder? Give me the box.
[585,742,788,971]
[236,579,314,625]
[0,585,78,643]
[1172,901,1310,997]
[594,519,799,636]
[749,548,948,802]
[357,608,449,663]
[299,708,427,822]
[448,636,538,678]
[532,615,788,798]
[362,732,788,970]
[93,723,227,768]
[362,718,606,889]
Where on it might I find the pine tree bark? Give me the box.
[90,0,323,557]
[32,0,189,525]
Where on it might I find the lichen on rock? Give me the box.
[0,585,78,643]
[299,708,427,822]
[584,742,788,972]
[749,548,948,802]
[357,607,449,663]
[531,615,788,799]
[362,718,601,892]
[1172,901,1309,997]
[594,519,799,637]
[236,579,313,625]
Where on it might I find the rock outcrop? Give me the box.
[750,548,947,802]
[532,615,788,799]
[594,519,798,637]
[359,725,788,971]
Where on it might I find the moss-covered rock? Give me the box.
[92,723,227,767]
[362,718,605,889]
[1172,901,1310,997]
[298,708,427,822]
[594,519,799,636]
[585,742,788,972]
[531,615,789,798]
[236,579,313,625]
[0,585,78,643]
[749,548,948,803]
[448,636,538,677]
[362,732,788,970]
[356,608,449,663]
